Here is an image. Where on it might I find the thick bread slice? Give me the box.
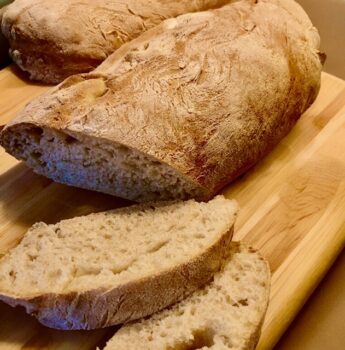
[104,242,270,350]
[1,0,230,83]
[0,0,323,202]
[0,196,238,330]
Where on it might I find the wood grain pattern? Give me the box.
[0,66,345,349]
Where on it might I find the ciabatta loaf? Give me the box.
[0,196,238,330]
[0,0,323,202]
[104,242,270,350]
[1,0,230,83]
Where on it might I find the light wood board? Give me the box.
[0,66,345,349]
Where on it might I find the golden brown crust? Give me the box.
[0,0,323,201]
[1,0,230,83]
[0,226,234,330]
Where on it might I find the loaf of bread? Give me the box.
[104,242,270,350]
[0,0,323,202]
[0,196,238,330]
[1,0,230,83]
[0,3,11,68]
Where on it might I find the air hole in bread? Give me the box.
[238,298,248,306]
[147,240,169,254]
[111,263,133,275]
[31,150,42,160]
[173,328,215,350]
[65,134,78,144]
[27,126,43,138]
[8,270,16,282]
[28,254,37,262]
[74,267,102,278]
[30,150,46,167]
[54,227,63,238]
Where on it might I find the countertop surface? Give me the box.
[276,1,345,349]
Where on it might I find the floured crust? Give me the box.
[1,0,230,83]
[0,0,323,201]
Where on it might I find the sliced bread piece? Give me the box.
[104,242,270,350]
[0,195,238,330]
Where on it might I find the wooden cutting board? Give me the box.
[0,66,345,350]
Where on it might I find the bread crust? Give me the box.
[0,0,323,201]
[1,0,230,83]
[0,225,234,330]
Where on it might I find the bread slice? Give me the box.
[104,242,270,350]
[1,0,230,83]
[0,0,323,202]
[0,196,238,330]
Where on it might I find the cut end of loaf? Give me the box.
[0,124,207,202]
